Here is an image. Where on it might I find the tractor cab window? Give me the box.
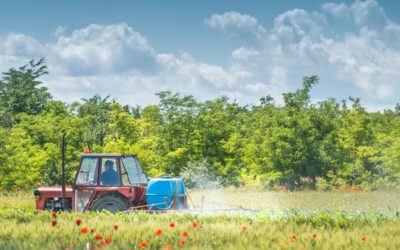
[100,158,121,186]
[76,158,99,186]
[120,156,148,185]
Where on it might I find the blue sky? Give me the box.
[0,0,399,110]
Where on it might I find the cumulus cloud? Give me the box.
[208,0,400,108]
[0,23,260,105]
[48,23,157,76]
[0,33,47,57]
[205,11,267,47]
[231,47,259,60]
[0,0,399,110]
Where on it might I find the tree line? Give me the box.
[0,59,399,190]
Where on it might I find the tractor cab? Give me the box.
[35,153,149,212]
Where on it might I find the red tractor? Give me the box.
[34,152,188,213]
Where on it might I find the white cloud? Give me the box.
[0,33,47,57]
[206,1,400,107]
[205,11,266,47]
[323,0,387,29]
[232,47,259,60]
[49,23,156,76]
[1,23,259,105]
[205,11,265,33]
[52,26,66,38]
[1,1,399,111]
[270,66,287,86]
[322,2,352,20]
[272,9,325,45]
[351,0,387,28]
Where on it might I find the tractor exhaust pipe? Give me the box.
[61,131,67,211]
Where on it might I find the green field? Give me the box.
[1,190,400,250]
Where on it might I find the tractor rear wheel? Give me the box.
[90,194,129,213]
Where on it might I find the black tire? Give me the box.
[90,194,129,213]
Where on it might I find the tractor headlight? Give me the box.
[33,189,40,197]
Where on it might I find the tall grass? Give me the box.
[0,191,399,249]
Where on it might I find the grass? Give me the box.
[0,190,399,249]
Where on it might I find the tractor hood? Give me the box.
[34,186,73,198]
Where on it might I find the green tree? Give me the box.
[75,95,113,149]
[0,58,51,127]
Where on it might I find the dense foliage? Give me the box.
[0,60,399,190]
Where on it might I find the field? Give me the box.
[1,190,400,250]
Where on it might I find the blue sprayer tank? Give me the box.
[146,177,187,210]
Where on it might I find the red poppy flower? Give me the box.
[179,239,185,246]
[105,237,112,244]
[242,226,247,231]
[312,233,317,238]
[95,234,102,241]
[169,222,175,228]
[182,231,188,238]
[114,224,119,230]
[52,220,57,227]
[139,241,148,248]
[75,219,81,226]
[362,236,366,241]
[52,211,57,219]
[192,221,197,228]
[155,229,162,236]
[165,244,172,250]
[15,188,20,193]
[81,227,88,234]
[291,235,296,240]
[97,242,106,248]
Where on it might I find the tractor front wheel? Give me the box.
[90,194,129,213]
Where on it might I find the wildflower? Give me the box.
[139,241,148,248]
[312,233,317,238]
[362,236,366,241]
[75,219,81,226]
[16,188,20,193]
[155,229,162,236]
[242,226,247,231]
[52,211,57,219]
[179,239,185,246]
[192,221,197,228]
[52,221,57,227]
[114,224,119,230]
[182,231,188,238]
[98,242,106,248]
[95,234,102,241]
[81,227,88,234]
[165,244,172,250]
[105,237,112,244]
[169,222,175,228]
[303,237,307,241]
[291,235,297,240]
